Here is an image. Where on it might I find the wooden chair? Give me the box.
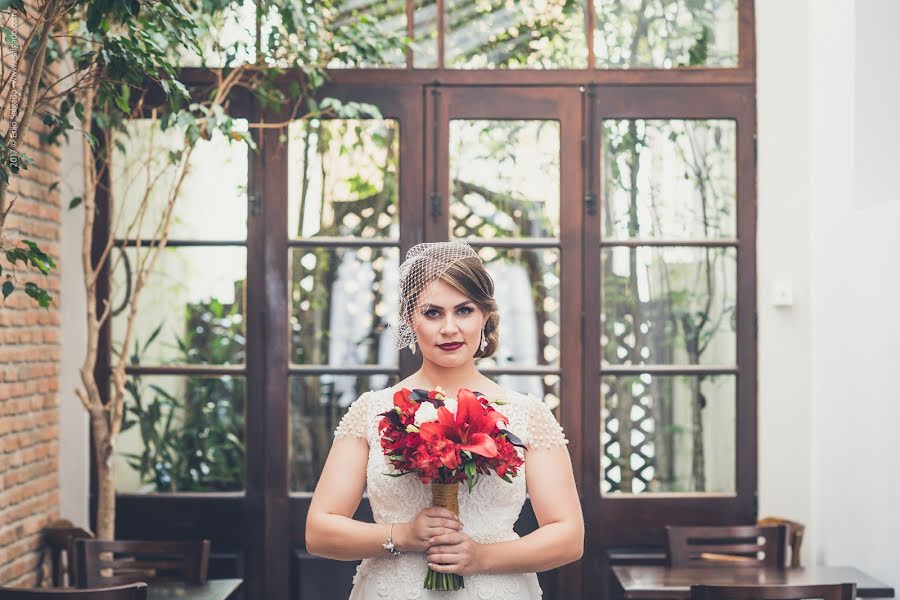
[70,539,210,588]
[0,583,147,600]
[43,519,95,587]
[692,583,856,600]
[758,516,806,568]
[666,525,788,567]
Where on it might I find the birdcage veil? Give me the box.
[391,240,482,352]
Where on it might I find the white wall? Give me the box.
[58,122,90,528]
[756,0,814,554]
[757,0,900,588]
[809,0,900,586]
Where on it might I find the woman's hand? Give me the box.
[426,531,484,576]
[395,507,463,552]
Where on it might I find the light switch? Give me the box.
[772,282,794,308]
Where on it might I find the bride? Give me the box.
[306,240,583,599]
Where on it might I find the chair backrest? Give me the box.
[666,525,788,567]
[758,516,806,568]
[71,539,210,588]
[0,583,148,600]
[43,520,95,587]
[692,583,856,600]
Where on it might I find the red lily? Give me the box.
[418,389,508,458]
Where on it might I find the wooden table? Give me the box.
[612,566,895,599]
[148,579,243,600]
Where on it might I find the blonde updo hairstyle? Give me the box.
[402,255,499,359]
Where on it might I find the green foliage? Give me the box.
[1,0,198,307]
[120,294,246,492]
[2,0,404,309]
[597,0,735,68]
[445,0,585,68]
[686,25,711,67]
[347,174,378,199]
[0,0,27,13]
[1,241,58,307]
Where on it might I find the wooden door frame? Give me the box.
[580,84,757,600]
[424,84,586,598]
[286,83,425,597]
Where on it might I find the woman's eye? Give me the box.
[457,307,473,315]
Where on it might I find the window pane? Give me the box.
[601,246,736,366]
[111,120,249,241]
[472,247,561,369]
[594,0,738,69]
[329,0,407,67]
[117,375,245,493]
[446,0,587,68]
[290,246,400,367]
[498,374,561,422]
[601,374,735,494]
[290,374,400,492]
[413,0,439,67]
[288,119,400,239]
[450,120,560,239]
[602,119,736,240]
[179,1,256,67]
[111,247,246,366]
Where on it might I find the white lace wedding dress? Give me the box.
[332,386,569,600]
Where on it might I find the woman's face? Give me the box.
[411,278,489,366]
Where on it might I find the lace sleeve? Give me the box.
[333,392,371,440]
[526,395,569,450]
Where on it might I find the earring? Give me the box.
[479,328,488,352]
[408,340,417,355]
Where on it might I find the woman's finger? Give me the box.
[427,560,461,573]
[428,518,462,530]
[426,553,461,565]
[428,543,464,555]
[426,527,458,540]
[429,532,465,546]
[425,507,458,520]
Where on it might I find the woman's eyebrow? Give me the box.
[422,301,473,310]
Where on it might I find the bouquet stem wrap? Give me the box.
[425,482,465,591]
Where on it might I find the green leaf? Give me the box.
[69,196,82,209]
[464,461,477,493]
[2,280,13,299]
[143,323,164,353]
[24,282,52,308]
[115,85,132,113]
[185,123,200,145]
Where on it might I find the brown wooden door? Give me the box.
[581,84,758,597]
[423,85,585,599]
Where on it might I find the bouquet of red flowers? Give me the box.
[378,386,524,591]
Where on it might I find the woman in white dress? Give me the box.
[306,241,583,599]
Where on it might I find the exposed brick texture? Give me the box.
[0,5,63,587]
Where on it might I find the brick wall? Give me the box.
[0,13,63,586]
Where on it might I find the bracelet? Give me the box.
[382,522,402,556]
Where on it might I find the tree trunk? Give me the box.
[91,411,116,539]
[690,359,706,492]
